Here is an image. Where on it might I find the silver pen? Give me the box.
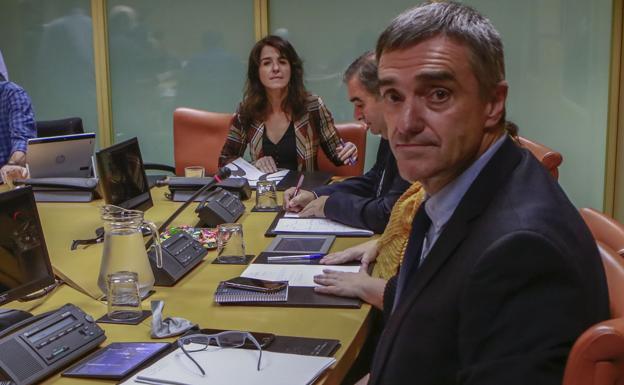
[135,375,194,385]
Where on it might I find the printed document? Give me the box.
[225,157,288,187]
[241,264,360,287]
[121,345,335,385]
[273,218,374,236]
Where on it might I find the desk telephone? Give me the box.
[0,303,105,385]
[148,231,208,286]
[195,187,245,227]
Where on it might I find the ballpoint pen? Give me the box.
[135,376,193,385]
[293,174,305,197]
[267,253,325,261]
[339,139,357,166]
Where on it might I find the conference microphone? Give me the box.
[147,167,232,249]
[155,167,232,188]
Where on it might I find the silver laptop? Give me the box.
[27,133,96,178]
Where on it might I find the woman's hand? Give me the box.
[336,141,358,165]
[254,156,278,173]
[320,239,379,268]
[313,269,386,310]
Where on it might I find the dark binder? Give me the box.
[264,211,375,237]
[276,170,333,191]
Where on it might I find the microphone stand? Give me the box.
[146,168,231,249]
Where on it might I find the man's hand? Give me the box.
[0,164,29,188]
[284,187,315,212]
[320,239,379,269]
[254,156,277,173]
[298,196,328,218]
[8,151,26,166]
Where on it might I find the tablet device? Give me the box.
[62,342,169,379]
[265,234,335,254]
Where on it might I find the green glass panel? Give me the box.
[0,0,98,136]
[270,0,612,209]
[107,0,254,166]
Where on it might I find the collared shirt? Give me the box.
[0,81,36,166]
[419,134,507,264]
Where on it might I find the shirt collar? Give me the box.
[425,134,508,233]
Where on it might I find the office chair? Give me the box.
[317,122,367,177]
[173,108,234,176]
[580,208,624,258]
[517,136,563,180]
[562,240,624,385]
[36,117,84,138]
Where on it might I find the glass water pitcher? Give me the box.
[97,205,162,298]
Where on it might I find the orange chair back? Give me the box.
[173,108,233,176]
[562,241,624,385]
[317,122,367,177]
[517,136,563,180]
[580,208,624,258]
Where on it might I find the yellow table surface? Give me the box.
[9,187,374,385]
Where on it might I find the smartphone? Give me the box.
[224,277,287,292]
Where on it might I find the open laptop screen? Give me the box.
[0,187,55,305]
[27,133,96,178]
[96,137,153,212]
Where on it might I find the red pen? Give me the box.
[293,174,305,197]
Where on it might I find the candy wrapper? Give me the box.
[161,226,217,249]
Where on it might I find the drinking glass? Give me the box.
[255,180,278,209]
[106,271,142,321]
[216,223,246,263]
[184,166,205,178]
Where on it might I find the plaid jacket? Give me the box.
[219,94,343,171]
[0,81,36,166]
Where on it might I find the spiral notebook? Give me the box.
[214,282,289,303]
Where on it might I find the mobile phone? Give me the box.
[223,277,287,292]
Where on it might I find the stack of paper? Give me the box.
[241,264,360,287]
[121,345,336,385]
[273,218,374,236]
[225,157,289,187]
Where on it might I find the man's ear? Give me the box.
[484,81,508,129]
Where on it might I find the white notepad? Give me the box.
[241,264,360,287]
[121,345,336,385]
[273,218,374,236]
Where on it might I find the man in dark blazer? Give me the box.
[357,2,609,385]
[284,53,410,234]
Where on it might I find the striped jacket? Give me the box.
[218,94,343,171]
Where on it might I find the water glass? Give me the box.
[106,271,142,321]
[216,223,246,263]
[184,166,205,178]
[255,180,278,209]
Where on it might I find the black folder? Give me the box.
[276,170,333,191]
[264,211,375,237]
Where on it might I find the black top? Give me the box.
[262,122,297,170]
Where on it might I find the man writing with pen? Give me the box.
[284,52,410,234]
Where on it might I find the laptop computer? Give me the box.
[27,133,96,178]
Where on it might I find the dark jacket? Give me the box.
[370,137,609,385]
[313,139,410,233]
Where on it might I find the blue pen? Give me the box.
[339,139,357,166]
[267,253,324,262]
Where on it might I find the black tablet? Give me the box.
[264,234,335,254]
[62,342,170,380]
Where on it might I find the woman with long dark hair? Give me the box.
[219,35,357,173]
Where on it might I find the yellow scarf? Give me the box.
[374,182,425,280]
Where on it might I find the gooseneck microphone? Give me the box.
[146,167,231,249]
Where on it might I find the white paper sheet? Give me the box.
[121,345,335,385]
[225,157,288,187]
[241,264,360,287]
[273,218,374,236]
